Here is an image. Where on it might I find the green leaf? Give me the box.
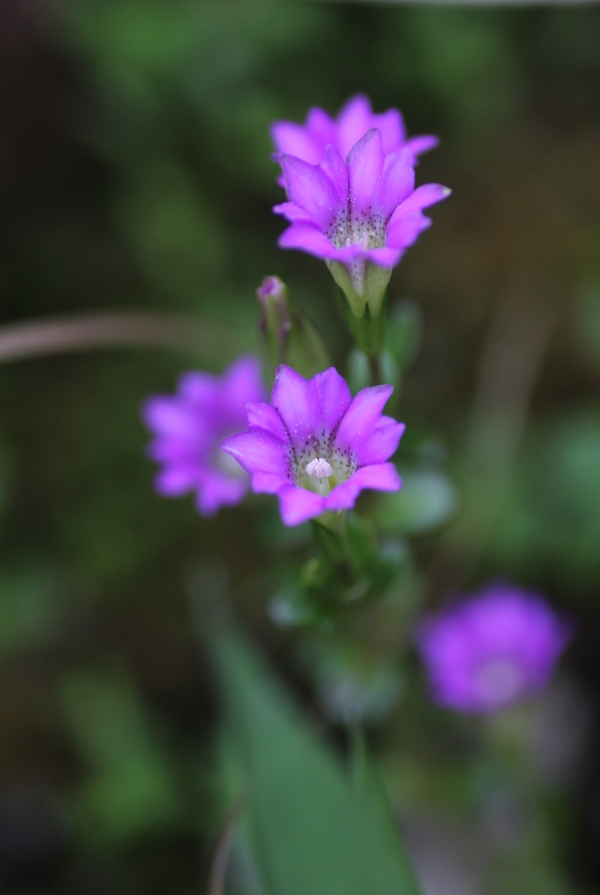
[211,630,422,895]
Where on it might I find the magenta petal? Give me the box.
[271,121,322,164]
[336,94,374,158]
[277,484,325,526]
[278,224,339,259]
[404,134,439,157]
[335,384,394,453]
[305,107,336,146]
[374,108,406,153]
[386,210,431,250]
[365,246,403,267]
[320,144,348,204]
[355,417,405,465]
[272,202,317,225]
[196,474,249,516]
[347,128,384,219]
[154,465,198,496]
[314,367,353,432]
[280,155,340,229]
[251,472,291,494]
[177,372,218,406]
[397,182,451,213]
[245,402,290,443]
[270,365,320,448]
[220,430,291,478]
[223,356,265,410]
[143,398,197,438]
[379,149,415,221]
[325,463,402,511]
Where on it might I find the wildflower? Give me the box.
[220,365,404,527]
[417,584,572,714]
[273,128,449,345]
[271,94,438,187]
[142,356,265,516]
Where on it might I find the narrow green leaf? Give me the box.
[211,631,423,895]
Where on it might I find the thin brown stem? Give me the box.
[0,311,249,365]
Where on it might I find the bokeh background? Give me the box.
[0,0,599,892]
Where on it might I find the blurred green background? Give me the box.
[0,0,599,892]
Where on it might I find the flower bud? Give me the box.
[257,276,329,378]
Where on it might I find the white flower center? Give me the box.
[306,457,333,479]
[474,658,524,708]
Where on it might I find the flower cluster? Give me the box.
[221,365,404,526]
[140,94,576,716]
[143,356,265,516]
[417,584,572,714]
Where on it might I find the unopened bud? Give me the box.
[257,276,330,379]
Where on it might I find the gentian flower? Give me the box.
[273,127,450,332]
[271,94,438,186]
[417,584,573,714]
[143,356,265,516]
[220,365,404,527]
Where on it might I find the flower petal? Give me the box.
[223,355,265,411]
[220,430,291,478]
[270,365,320,450]
[250,472,291,494]
[142,397,199,439]
[379,149,415,221]
[364,246,403,267]
[271,121,322,164]
[374,108,407,153]
[278,224,339,259]
[245,402,290,443]
[314,367,353,433]
[397,182,451,214]
[305,107,336,147]
[386,210,432,250]
[280,155,340,229]
[324,462,402,511]
[177,372,219,407]
[336,94,374,158]
[272,201,317,225]
[347,128,384,219]
[404,134,439,157]
[335,384,394,453]
[320,144,348,205]
[196,472,249,516]
[154,464,198,496]
[355,417,405,465]
[277,483,325,526]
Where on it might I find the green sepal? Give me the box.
[326,261,390,358]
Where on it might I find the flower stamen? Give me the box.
[306,456,333,496]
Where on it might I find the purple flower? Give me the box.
[417,584,573,714]
[271,94,438,187]
[273,128,450,316]
[143,356,266,516]
[220,365,404,527]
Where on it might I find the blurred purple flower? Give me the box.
[271,94,438,187]
[143,356,265,516]
[273,128,449,311]
[417,585,573,714]
[221,365,404,526]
